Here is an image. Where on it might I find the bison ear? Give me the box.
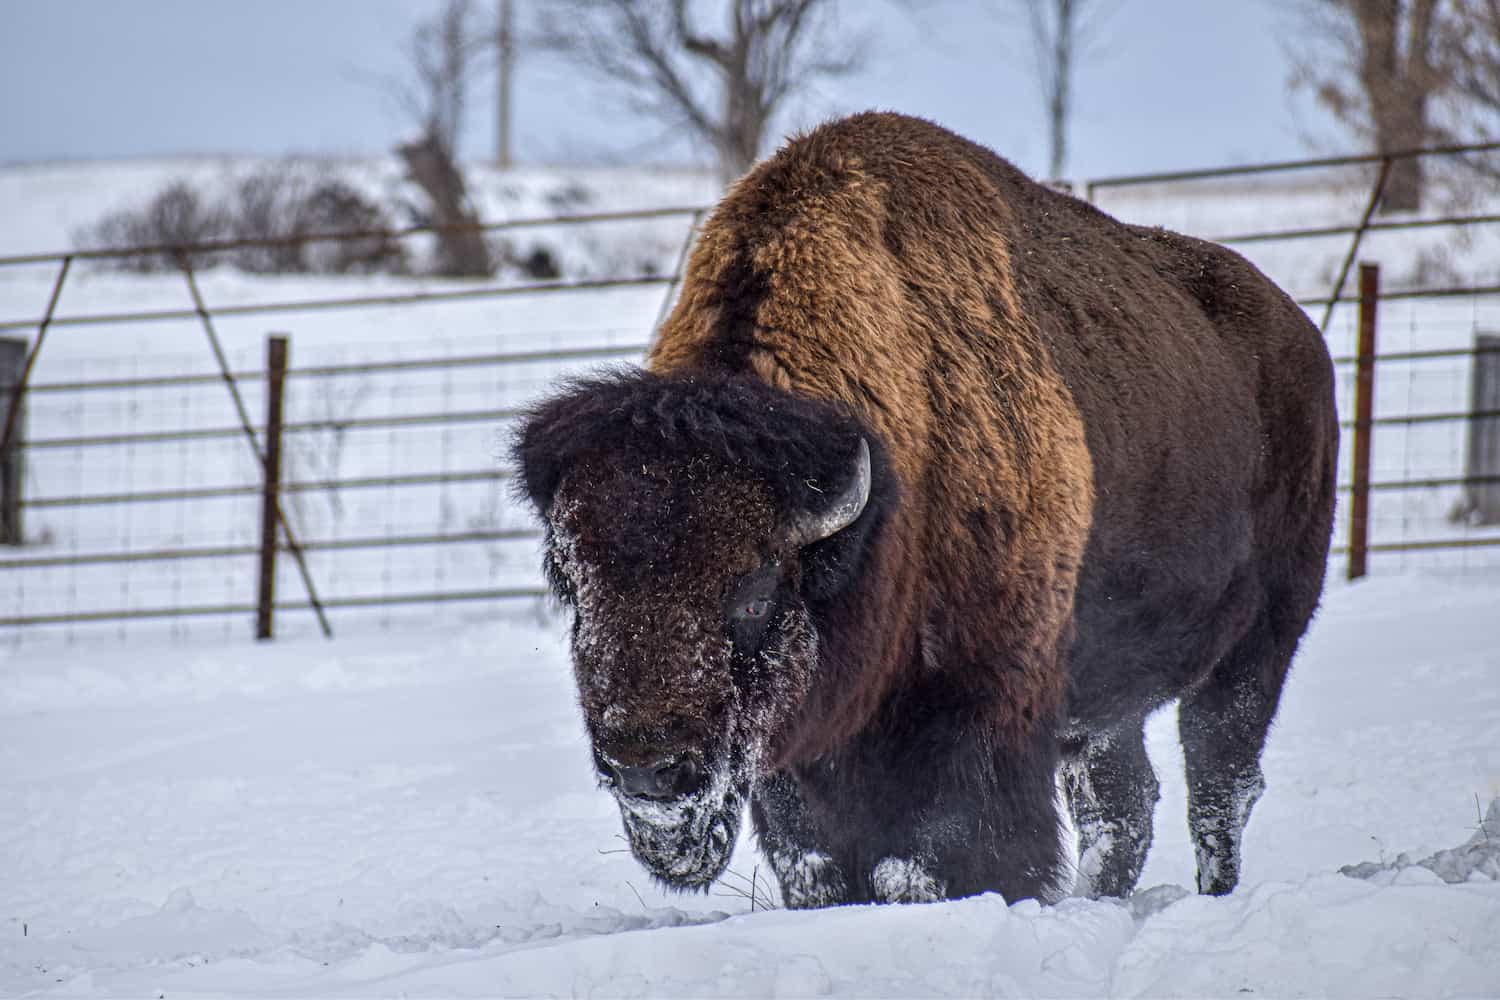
[511,409,569,515]
[787,438,871,547]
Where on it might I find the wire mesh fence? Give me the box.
[1324,296,1500,576]
[3,145,1500,645]
[2,323,656,644]
[1088,141,1500,580]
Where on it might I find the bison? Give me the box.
[514,112,1337,907]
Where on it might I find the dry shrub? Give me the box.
[77,164,408,275]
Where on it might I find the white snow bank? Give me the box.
[2,573,1498,996]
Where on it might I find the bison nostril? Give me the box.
[612,756,707,800]
[663,756,706,797]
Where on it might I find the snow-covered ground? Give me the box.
[2,574,1498,997]
[2,154,1499,995]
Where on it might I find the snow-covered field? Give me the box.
[4,155,1500,642]
[2,574,1498,997]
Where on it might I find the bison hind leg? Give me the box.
[1178,620,1293,896]
[1061,718,1160,899]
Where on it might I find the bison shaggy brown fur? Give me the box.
[514,112,1337,907]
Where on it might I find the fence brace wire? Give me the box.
[0,256,70,460]
[176,250,333,638]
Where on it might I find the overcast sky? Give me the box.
[1,0,1342,180]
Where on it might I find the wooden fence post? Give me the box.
[256,334,289,640]
[0,337,25,545]
[1465,333,1500,524]
[1348,263,1379,581]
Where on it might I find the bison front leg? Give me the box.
[1060,718,1159,899]
[863,722,1068,905]
[750,770,852,909]
[752,771,944,907]
[757,722,1068,907]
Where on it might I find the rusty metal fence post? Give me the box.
[177,252,331,638]
[1,257,72,547]
[256,335,289,639]
[1464,333,1500,524]
[0,337,25,544]
[1348,263,1380,580]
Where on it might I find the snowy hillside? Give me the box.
[2,575,1498,996]
[7,152,1498,295]
[0,155,719,262]
[4,152,1500,646]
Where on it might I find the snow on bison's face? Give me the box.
[541,443,869,890]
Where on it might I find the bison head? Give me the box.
[513,371,887,890]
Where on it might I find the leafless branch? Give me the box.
[1018,0,1112,179]
[391,0,494,159]
[539,0,860,183]
[1285,0,1500,212]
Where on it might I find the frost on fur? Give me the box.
[768,848,848,910]
[1189,768,1265,896]
[871,857,946,904]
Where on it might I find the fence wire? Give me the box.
[3,147,1500,643]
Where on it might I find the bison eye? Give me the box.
[724,569,781,656]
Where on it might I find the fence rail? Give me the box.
[24,342,648,394]
[1207,211,1500,246]
[0,274,676,334]
[0,587,549,630]
[3,142,1500,641]
[20,468,513,509]
[0,204,707,269]
[1082,139,1500,199]
[1,529,544,572]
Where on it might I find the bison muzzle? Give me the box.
[514,113,1337,907]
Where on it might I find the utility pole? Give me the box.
[1048,0,1073,181]
[497,0,513,168]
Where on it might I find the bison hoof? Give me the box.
[770,848,848,910]
[871,857,945,904]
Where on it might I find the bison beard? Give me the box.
[614,763,745,890]
[513,113,1338,908]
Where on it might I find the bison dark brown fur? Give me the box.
[514,112,1337,906]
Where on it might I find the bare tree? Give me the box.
[1288,0,1449,213]
[389,0,495,277]
[1020,0,1109,180]
[395,0,493,159]
[540,0,860,184]
[1437,0,1500,177]
[496,0,516,166]
[399,129,494,276]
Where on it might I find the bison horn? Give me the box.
[788,438,871,547]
